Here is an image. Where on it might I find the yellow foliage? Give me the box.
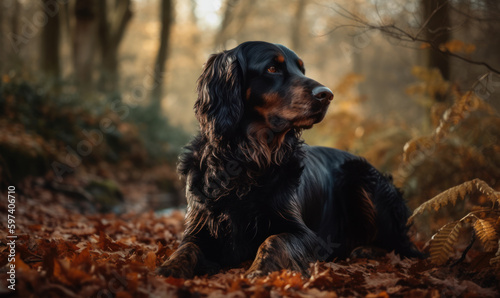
[305,73,366,149]
[334,73,365,96]
[434,90,496,140]
[419,42,431,49]
[401,90,498,164]
[406,66,450,103]
[402,136,434,162]
[330,73,365,113]
[439,40,476,54]
[419,40,476,54]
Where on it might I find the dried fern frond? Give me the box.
[430,221,464,265]
[434,91,498,141]
[414,180,500,266]
[402,90,499,166]
[408,179,500,224]
[429,212,500,265]
[473,217,499,252]
[402,136,434,162]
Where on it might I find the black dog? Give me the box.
[157,41,420,278]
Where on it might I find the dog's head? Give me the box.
[195,41,333,142]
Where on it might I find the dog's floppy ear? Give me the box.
[195,49,245,140]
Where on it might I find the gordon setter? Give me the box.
[157,41,421,278]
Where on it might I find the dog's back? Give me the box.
[299,146,421,259]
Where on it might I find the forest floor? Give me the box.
[1,176,499,298]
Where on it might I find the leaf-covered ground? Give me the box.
[1,179,499,298]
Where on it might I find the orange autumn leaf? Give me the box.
[368,291,390,298]
[71,247,92,268]
[15,254,32,272]
[284,273,303,289]
[28,224,43,231]
[464,43,476,54]
[420,42,431,49]
[439,39,476,54]
[229,279,243,292]
[97,231,125,251]
[53,259,70,285]
[126,272,140,292]
[41,241,58,278]
[55,258,94,285]
[164,276,185,287]
[144,251,157,270]
[56,240,80,258]
[66,267,94,284]
[116,291,133,298]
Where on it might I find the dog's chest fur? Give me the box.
[185,152,304,266]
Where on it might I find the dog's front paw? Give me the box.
[156,260,193,279]
[155,265,182,278]
[245,268,267,279]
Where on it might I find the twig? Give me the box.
[415,0,450,39]
[331,4,500,75]
[450,230,476,267]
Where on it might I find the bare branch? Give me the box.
[415,0,449,39]
[331,4,500,76]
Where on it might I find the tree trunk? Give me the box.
[214,0,255,49]
[189,0,198,25]
[151,0,174,106]
[485,0,500,71]
[230,0,254,44]
[62,1,71,46]
[0,5,4,65]
[97,0,132,92]
[422,0,450,84]
[40,0,61,80]
[188,0,201,46]
[215,0,240,49]
[11,0,21,41]
[73,0,98,91]
[291,0,307,53]
[5,0,22,68]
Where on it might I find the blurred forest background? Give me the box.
[1,0,499,234]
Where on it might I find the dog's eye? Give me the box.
[267,66,279,74]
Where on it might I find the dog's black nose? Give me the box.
[312,86,334,102]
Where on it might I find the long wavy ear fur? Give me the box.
[195,49,244,141]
